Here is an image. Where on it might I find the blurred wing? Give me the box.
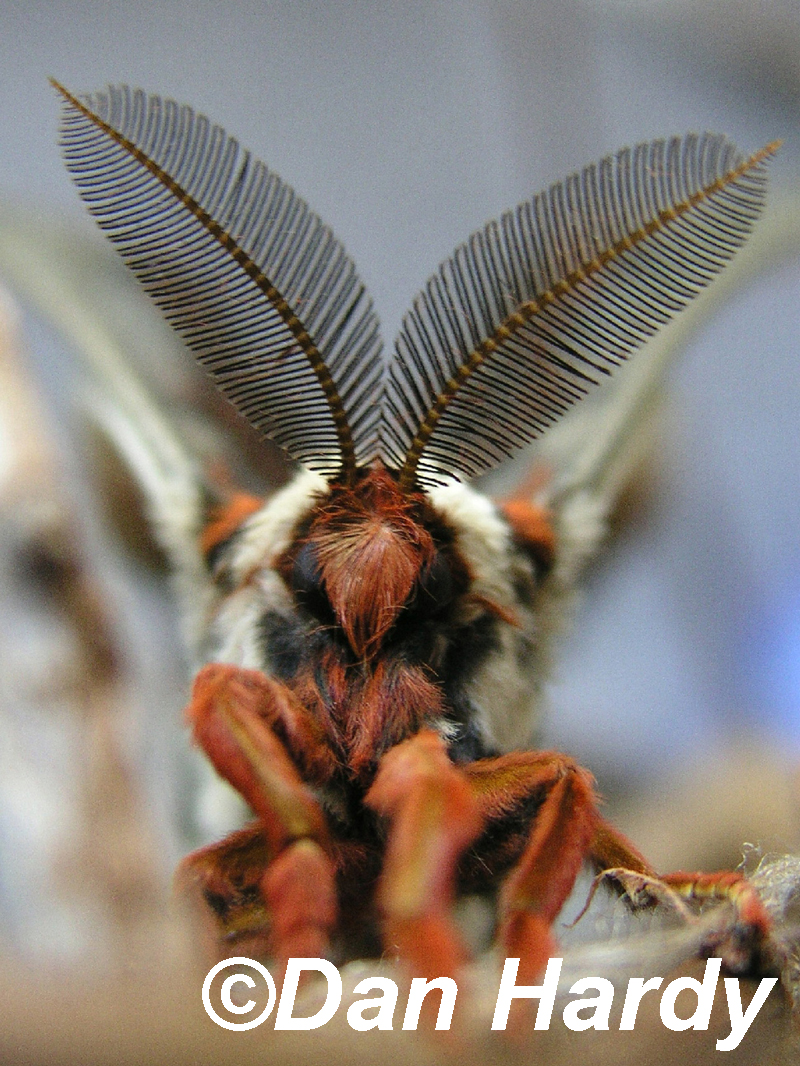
[382,135,777,490]
[0,211,245,647]
[53,82,383,481]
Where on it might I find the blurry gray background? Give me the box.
[0,0,798,967]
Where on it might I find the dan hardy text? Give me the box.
[202,955,777,1049]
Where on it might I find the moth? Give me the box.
[53,81,778,982]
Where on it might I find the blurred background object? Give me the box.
[0,1,798,1060]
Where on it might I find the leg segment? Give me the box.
[368,742,601,981]
[590,815,655,878]
[660,871,772,974]
[182,663,338,963]
[365,729,484,978]
[464,751,599,982]
[177,821,273,959]
[589,816,771,974]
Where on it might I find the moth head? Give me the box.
[279,465,467,660]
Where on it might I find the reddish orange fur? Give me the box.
[184,665,773,977]
[590,815,656,877]
[267,467,462,777]
[305,467,437,658]
[176,821,274,959]
[288,649,446,777]
[347,658,446,773]
[262,839,338,964]
[200,492,264,556]
[520,773,602,912]
[187,664,331,852]
[499,497,556,571]
[366,730,485,977]
[180,471,772,982]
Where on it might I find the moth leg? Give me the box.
[184,663,338,963]
[365,729,484,978]
[463,751,599,983]
[589,817,772,974]
[177,821,273,959]
[658,871,772,974]
[590,815,655,877]
[584,815,669,906]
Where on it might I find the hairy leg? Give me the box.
[589,817,772,973]
[177,821,273,959]
[368,740,600,981]
[182,663,338,963]
[463,751,599,982]
[365,729,485,977]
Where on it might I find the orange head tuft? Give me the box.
[288,467,439,659]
